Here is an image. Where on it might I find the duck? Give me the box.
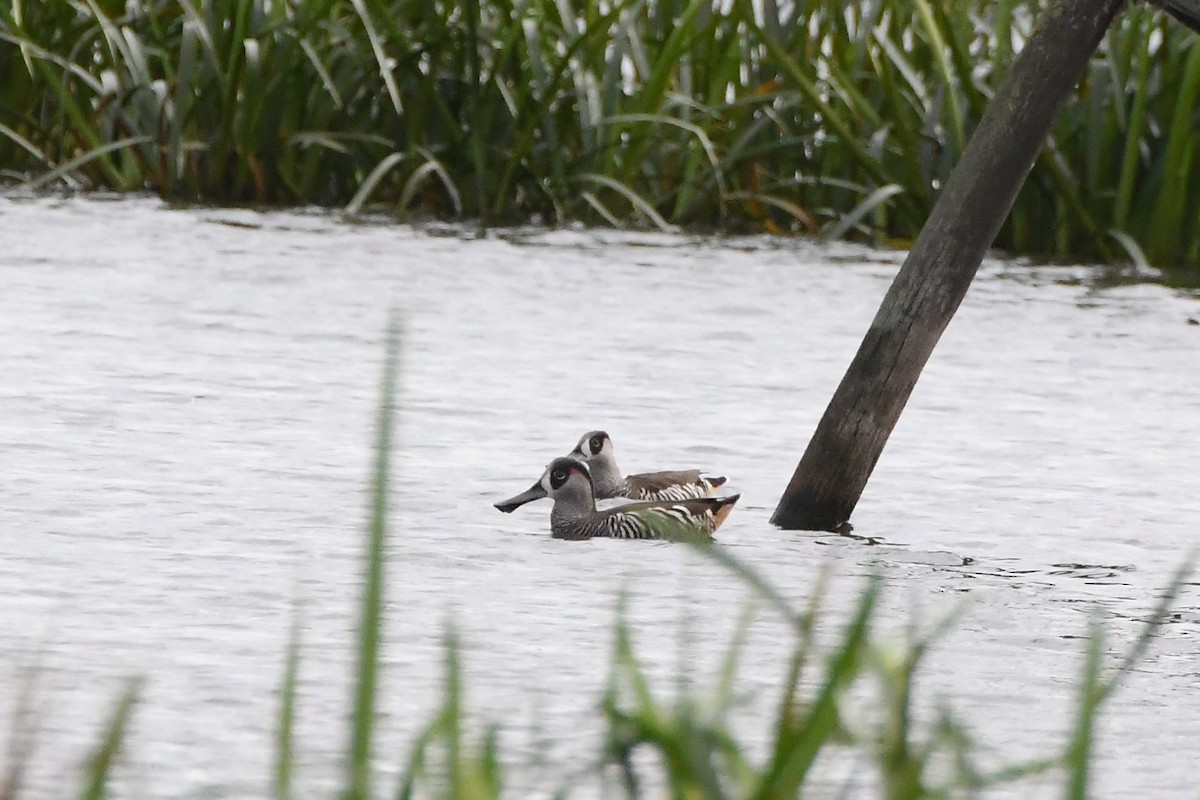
[495,430,726,513]
[570,430,728,501]
[497,456,739,542]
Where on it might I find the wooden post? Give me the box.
[772,0,1128,531]
[1152,0,1200,32]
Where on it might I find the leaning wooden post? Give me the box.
[1153,0,1200,32]
[772,0,1128,531]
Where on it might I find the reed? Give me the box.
[274,603,302,800]
[344,320,399,800]
[599,551,1191,800]
[1,0,1197,269]
[78,680,140,800]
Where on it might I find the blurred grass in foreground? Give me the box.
[0,0,1198,271]
[0,331,1191,800]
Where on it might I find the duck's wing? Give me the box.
[626,470,728,500]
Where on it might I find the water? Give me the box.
[1,196,1197,799]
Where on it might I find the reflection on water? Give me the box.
[0,196,1197,799]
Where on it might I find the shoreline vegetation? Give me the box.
[3,332,1190,799]
[2,1,1199,271]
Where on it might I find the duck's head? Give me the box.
[568,430,625,494]
[494,456,594,513]
[570,430,612,462]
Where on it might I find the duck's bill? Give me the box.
[494,482,548,513]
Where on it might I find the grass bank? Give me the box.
[2,330,1190,799]
[1,1,1198,270]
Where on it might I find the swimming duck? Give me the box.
[495,430,725,514]
[497,457,739,542]
[569,430,727,501]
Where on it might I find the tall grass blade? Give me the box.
[725,191,817,233]
[393,629,502,800]
[19,138,153,193]
[349,0,402,116]
[1,666,42,800]
[1066,557,1192,799]
[1113,12,1152,231]
[751,576,880,799]
[79,680,139,800]
[346,152,407,215]
[687,542,821,639]
[274,603,303,800]
[1106,228,1151,270]
[605,112,726,194]
[1103,556,1193,695]
[1148,40,1200,265]
[820,184,905,243]
[913,0,966,155]
[1064,621,1103,800]
[0,31,105,93]
[575,173,678,232]
[398,151,464,217]
[739,0,895,200]
[580,191,623,227]
[0,122,50,165]
[343,322,400,800]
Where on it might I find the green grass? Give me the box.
[1,0,1198,270]
[4,330,1188,800]
[79,681,140,800]
[600,553,1191,800]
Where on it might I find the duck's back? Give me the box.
[624,470,728,502]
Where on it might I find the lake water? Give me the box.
[1,196,1197,799]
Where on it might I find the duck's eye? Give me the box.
[590,436,604,454]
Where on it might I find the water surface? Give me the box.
[1,197,1197,799]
